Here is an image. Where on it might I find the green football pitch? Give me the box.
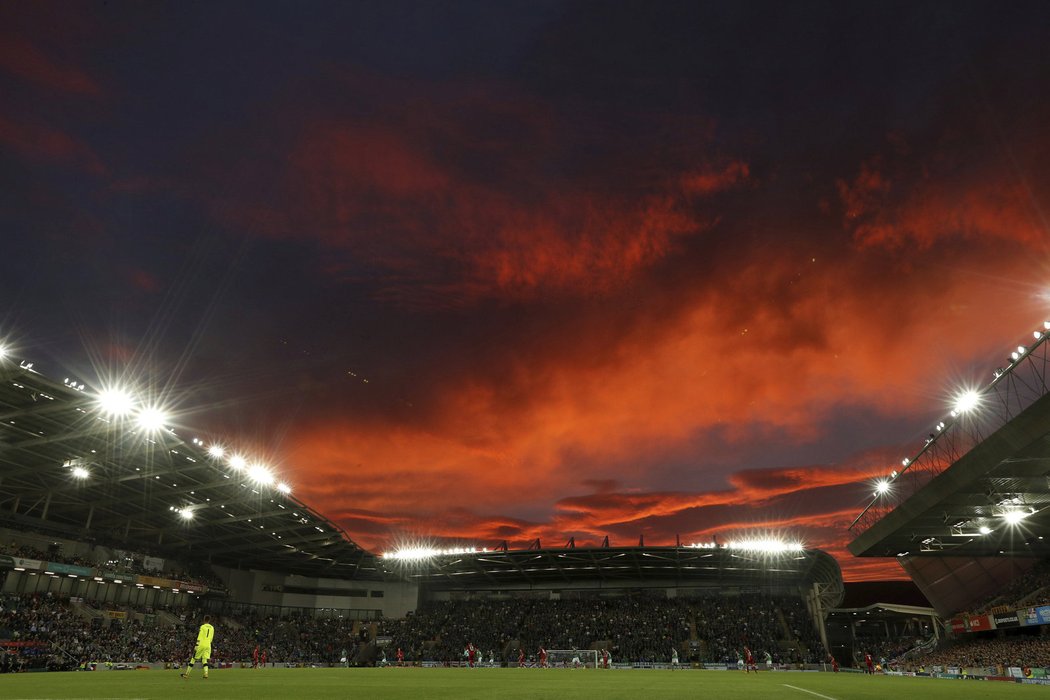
[0,667,1046,699]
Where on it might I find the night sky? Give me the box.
[3,1,1050,581]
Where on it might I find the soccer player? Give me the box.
[864,652,874,675]
[744,646,756,673]
[467,642,477,669]
[396,647,404,667]
[539,645,548,668]
[181,615,214,680]
[260,647,268,667]
[764,650,773,671]
[671,647,679,670]
[736,651,744,672]
[252,644,259,669]
[602,648,610,669]
[571,647,580,669]
[518,647,525,668]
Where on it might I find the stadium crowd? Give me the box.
[377,594,826,665]
[963,559,1050,616]
[913,635,1050,670]
[0,591,828,669]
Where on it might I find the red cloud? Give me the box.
[281,121,721,306]
[202,76,750,309]
[0,115,106,175]
[839,140,1048,250]
[0,35,101,96]
[681,161,750,196]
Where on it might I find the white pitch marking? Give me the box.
[782,684,838,700]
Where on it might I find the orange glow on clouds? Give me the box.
[267,95,1050,582]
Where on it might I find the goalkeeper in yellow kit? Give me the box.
[181,615,215,679]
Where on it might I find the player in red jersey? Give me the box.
[538,646,547,668]
[252,644,259,669]
[467,643,477,669]
[865,652,875,674]
[396,647,404,667]
[744,646,756,673]
[601,648,610,669]
[518,647,525,668]
[260,648,268,667]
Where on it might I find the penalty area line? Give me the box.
[782,684,838,700]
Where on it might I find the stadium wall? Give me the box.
[213,565,419,618]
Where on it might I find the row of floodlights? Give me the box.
[78,387,292,495]
[2,346,295,496]
[382,539,805,561]
[383,546,489,561]
[194,441,292,494]
[874,322,1050,500]
[686,539,805,553]
[975,507,1036,534]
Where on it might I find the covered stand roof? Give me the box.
[0,357,381,580]
[848,327,1050,560]
[383,543,843,600]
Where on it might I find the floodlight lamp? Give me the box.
[248,464,274,485]
[1002,510,1028,525]
[901,458,910,467]
[875,480,890,495]
[208,445,226,458]
[1044,321,1050,330]
[1018,345,1028,355]
[97,388,135,417]
[0,345,7,360]
[71,466,89,479]
[1011,352,1020,361]
[179,509,194,521]
[1036,332,1043,340]
[726,539,803,553]
[384,547,435,561]
[136,407,168,432]
[953,390,980,414]
[229,455,247,470]
[978,525,992,535]
[277,482,291,494]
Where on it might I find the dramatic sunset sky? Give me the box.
[3,1,1050,581]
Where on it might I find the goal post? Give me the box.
[547,649,600,668]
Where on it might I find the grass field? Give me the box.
[0,667,1047,700]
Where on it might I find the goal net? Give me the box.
[546,649,600,668]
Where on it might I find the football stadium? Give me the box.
[3,322,1050,699]
[7,2,1050,700]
